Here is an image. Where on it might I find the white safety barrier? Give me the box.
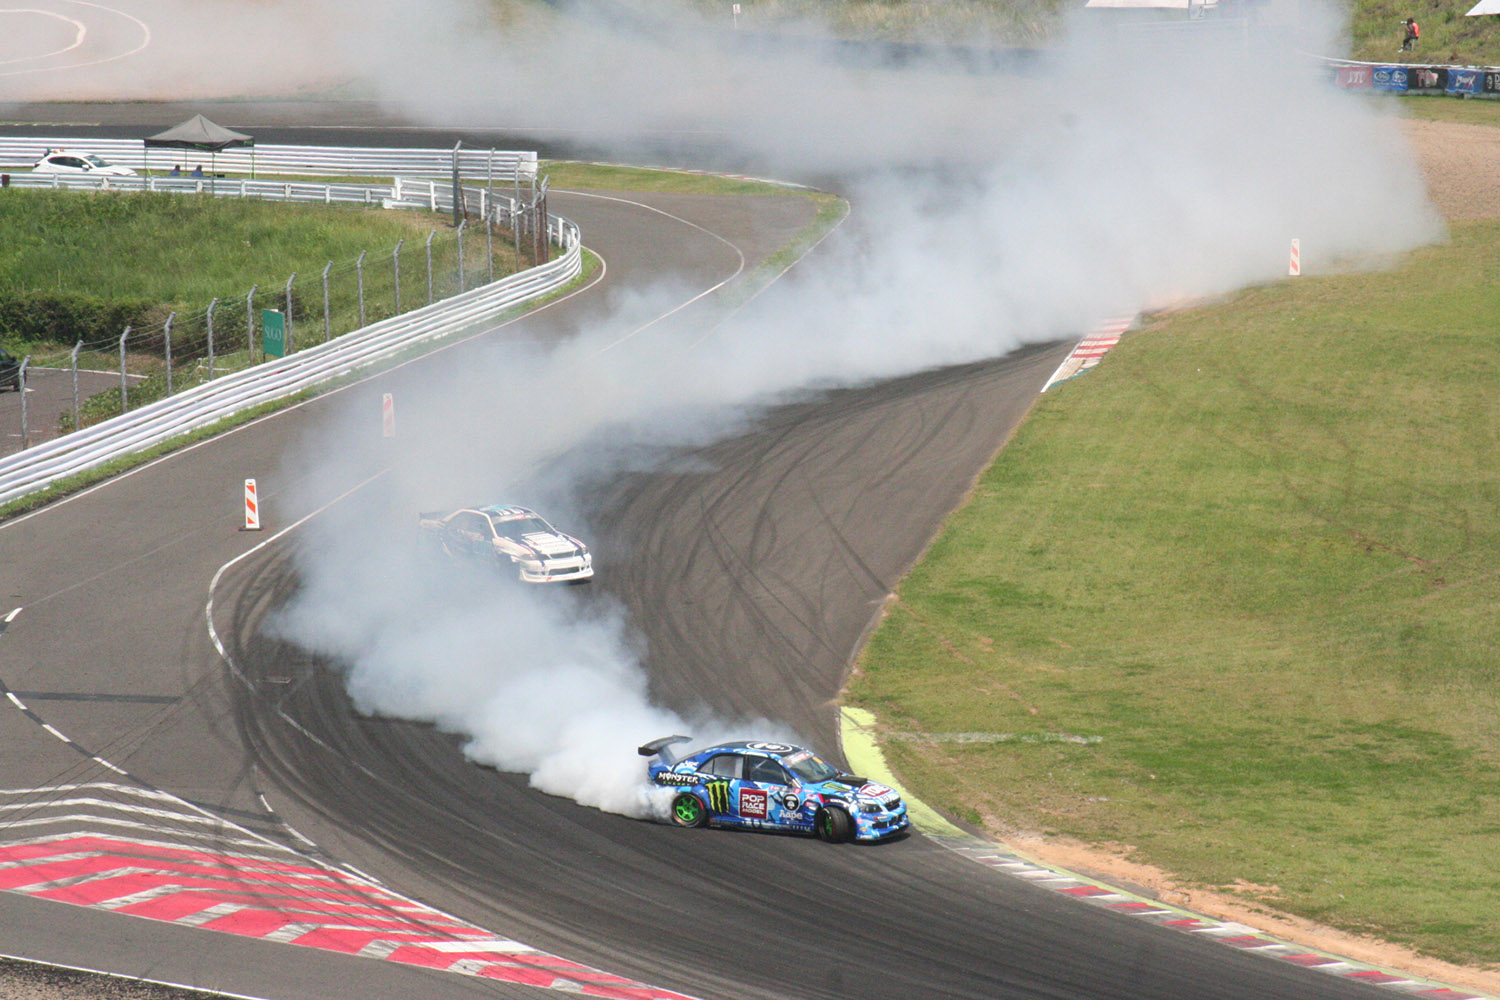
[0,147,580,507]
[0,171,518,220]
[0,139,536,181]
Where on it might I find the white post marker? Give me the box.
[1289,238,1301,277]
[382,393,395,438]
[244,479,261,531]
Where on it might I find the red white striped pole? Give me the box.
[244,478,261,531]
[1288,238,1301,277]
[382,392,395,438]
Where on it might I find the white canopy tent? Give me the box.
[1466,0,1500,15]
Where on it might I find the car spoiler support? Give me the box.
[637,735,693,765]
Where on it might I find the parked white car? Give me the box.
[30,151,138,177]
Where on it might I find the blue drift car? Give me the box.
[639,737,910,843]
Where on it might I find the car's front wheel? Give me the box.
[671,793,708,828]
[815,806,852,843]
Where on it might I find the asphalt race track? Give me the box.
[0,122,1395,1000]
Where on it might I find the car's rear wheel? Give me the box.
[671,793,708,828]
[815,806,852,843]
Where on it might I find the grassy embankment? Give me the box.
[678,0,1500,67]
[847,102,1500,970]
[0,165,844,520]
[0,191,501,414]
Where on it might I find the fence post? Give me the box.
[322,262,332,342]
[356,251,367,328]
[285,273,296,354]
[206,298,217,380]
[486,209,494,283]
[393,239,403,314]
[426,230,435,305]
[246,285,258,365]
[457,220,466,292]
[451,141,462,228]
[70,340,81,432]
[118,326,131,414]
[164,312,175,395]
[18,357,28,449]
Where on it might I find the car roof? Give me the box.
[477,505,538,521]
[694,740,810,759]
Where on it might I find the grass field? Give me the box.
[847,205,1500,967]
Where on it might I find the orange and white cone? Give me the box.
[244,478,261,531]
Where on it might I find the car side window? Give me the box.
[701,754,743,779]
[745,757,790,785]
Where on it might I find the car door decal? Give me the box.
[705,780,731,813]
[738,788,769,819]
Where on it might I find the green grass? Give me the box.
[0,189,457,310]
[542,160,810,195]
[849,219,1500,968]
[1347,0,1500,67]
[1399,93,1500,125]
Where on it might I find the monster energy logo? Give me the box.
[706,780,731,812]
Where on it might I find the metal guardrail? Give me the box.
[1,170,521,220]
[0,148,578,507]
[0,138,537,181]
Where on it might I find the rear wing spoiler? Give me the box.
[637,735,693,766]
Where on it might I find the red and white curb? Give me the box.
[931,836,1492,999]
[0,609,696,1000]
[1041,316,1134,392]
[0,780,694,998]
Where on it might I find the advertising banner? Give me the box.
[1335,65,1373,88]
[1449,68,1484,94]
[1483,70,1500,92]
[1372,66,1410,92]
[1411,67,1446,89]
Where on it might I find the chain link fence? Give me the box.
[12,177,554,438]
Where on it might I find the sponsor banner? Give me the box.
[1335,65,1372,89]
[1410,67,1446,90]
[1487,71,1500,93]
[1372,66,1409,92]
[1450,68,1485,94]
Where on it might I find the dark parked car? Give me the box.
[0,349,20,392]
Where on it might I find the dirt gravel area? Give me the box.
[3,115,1495,1000]
[1402,117,1500,221]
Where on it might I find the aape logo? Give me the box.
[739,789,769,818]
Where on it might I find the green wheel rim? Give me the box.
[675,797,702,824]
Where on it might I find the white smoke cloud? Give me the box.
[257,0,1441,818]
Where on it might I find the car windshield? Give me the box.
[784,751,839,783]
[83,155,110,167]
[493,516,552,539]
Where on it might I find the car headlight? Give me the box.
[860,802,883,814]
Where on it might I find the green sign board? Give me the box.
[261,309,286,359]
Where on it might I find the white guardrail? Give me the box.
[0,137,536,181]
[0,147,581,507]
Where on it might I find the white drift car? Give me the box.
[419,505,594,583]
